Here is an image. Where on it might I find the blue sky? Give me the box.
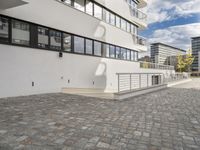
[139,0,200,57]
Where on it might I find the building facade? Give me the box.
[0,0,174,98]
[192,36,200,72]
[151,43,186,65]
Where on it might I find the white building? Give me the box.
[0,0,174,98]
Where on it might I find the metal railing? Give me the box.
[116,73,164,93]
[140,62,175,70]
[125,1,147,22]
[133,35,147,46]
[164,73,190,83]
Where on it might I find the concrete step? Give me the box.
[61,88,115,99]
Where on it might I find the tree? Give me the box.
[184,49,194,72]
[177,53,185,72]
[176,50,194,72]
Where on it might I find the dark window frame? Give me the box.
[0,14,139,62]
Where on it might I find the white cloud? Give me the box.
[144,0,200,24]
[149,23,200,50]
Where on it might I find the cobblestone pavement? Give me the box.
[1,80,200,150]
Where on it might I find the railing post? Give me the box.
[139,74,141,88]
[130,74,132,91]
[117,74,120,93]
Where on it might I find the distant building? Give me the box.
[138,56,152,62]
[151,43,186,65]
[166,55,186,71]
[191,36,200,72]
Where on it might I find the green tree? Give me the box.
[176,50,194,72]
[184,49,194,72]
[177,53,185,72]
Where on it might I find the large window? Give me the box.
[131,50,135,61]
[0,16,9,43]
[12,20,30,46]
[103,9,110,23]
[121,19,127,31]
[38,26,49,48]
[74,0,85,12]
[94,41,102,56]
[94,4,102,20]
[50,30,61,50]
[116,16,121,28]
[110,45,115,58]
[110,13,116,26]
[104,44,109,57]
[121,48,127,60]
[127,22,131,33]
[63,33,71,52]
[127,49,130,60]
[85,39,93,55]
[86,0,93,15]
[74,36,85,54]
[116,47,121,59]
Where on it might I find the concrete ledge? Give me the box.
[167,79,192,87]
[114,84,168,100]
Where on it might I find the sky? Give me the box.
[139,0,200,57]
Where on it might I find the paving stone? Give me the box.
[1,79,200,149]
[96,142,110,148]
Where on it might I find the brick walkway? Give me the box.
[1,79,200,150]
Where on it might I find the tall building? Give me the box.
[151,43,186,65]
[0,0,174,98]
[191,36,200,72]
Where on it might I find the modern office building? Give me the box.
[191,36,200,72]
[0,0,174,98]
[151,43,186,65]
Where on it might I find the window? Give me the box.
[110,13,115,26]
[127,22,131,33]
[85,39,93,55]
[74,0,85,12]
[38,26,49,48]
[86,0,93,15]
[135,51,138,61]
[116,16,121,28]
[60,0,71,5]
[94,41,102,56]
[74,36,84,54]
[127,49,130,60]
[103,9,110,23]
[104,44,109,57]
[121,19,127,31]
[110,45,115,58]
[94,4,102,20]
[63,33,71,52]
[12,20,30,46]
[121,48,127,60]
[131,51,135,61]
[116,47,121,59]
[0,16,9,43]
[50,30,61,50]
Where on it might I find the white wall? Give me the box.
[0,0,146,52]
[0,44,173,98]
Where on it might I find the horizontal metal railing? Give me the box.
[164,73,190,83]
[126,1,147,22]
[140,62,175,70]
[116,73,164,93]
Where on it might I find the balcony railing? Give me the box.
[135,35,147,46]
[125,0,147,22]
[116,73,164,93]
[140,62,175,70]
